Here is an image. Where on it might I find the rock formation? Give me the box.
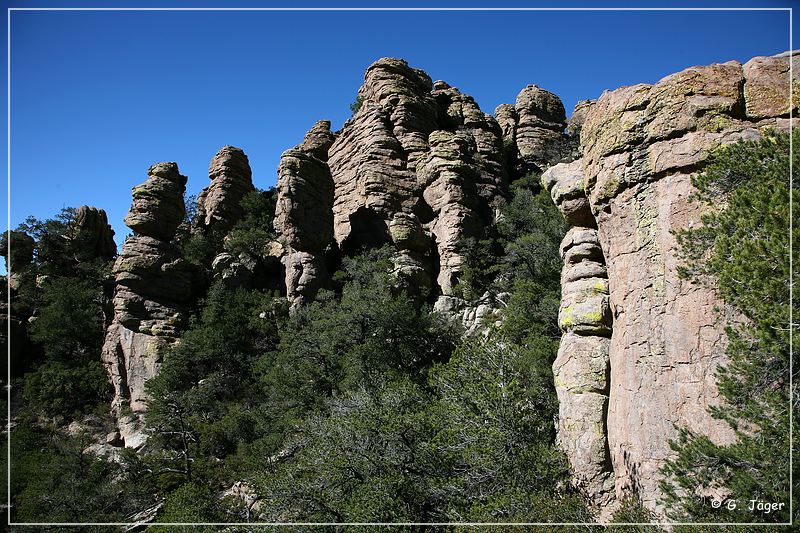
[321,58,524,305]
[70,205,117,261]
[274,120,336,309]
[195,146,254,235]
[512,85,568,174]
[543,161,614,510]
[82,51,795,514]
[101,162,192,449]
[271,58,576,322]
[546,51,797,517]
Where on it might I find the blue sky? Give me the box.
[2,0,797,267]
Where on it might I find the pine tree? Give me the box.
[661,129,797,525]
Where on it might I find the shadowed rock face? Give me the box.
[101,162,192,449]
[545,51,797,518]
[195,146,254,234]
[72,206,117,261]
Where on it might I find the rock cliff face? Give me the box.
[101,162,192,449]
[544,51,797,516]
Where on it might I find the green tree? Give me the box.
[661,129,796,524]
[151,481,225,532]
[144,283,286,490]
[255,376,440,523]
[428,338,589,523]
[263,247,457,420]
[224,188,278,258]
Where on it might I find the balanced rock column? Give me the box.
[194,146,254,235]
[274,121,336,309]
[542,159,615,509]
[101,162,192,448]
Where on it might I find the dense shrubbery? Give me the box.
[6,171,587,525]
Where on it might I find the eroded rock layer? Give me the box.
[101,162,191,448]
[552,51,797,516]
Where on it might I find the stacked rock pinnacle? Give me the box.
[195,146,254,235]
[101,162,192,448]
[496,85,568,177]
[542,156,615,510]
[275,121,336,309]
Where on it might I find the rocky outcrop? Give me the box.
[322,58,521,304]
[328,58,435,256]
[433,291,508,336]
[101,162,192,448]
[543,162,614,510]
[195,146,254,235]
[513,85,568,173]
[547,51,797,517]
[274,121,336,309]
[71,206,117,261]
[267,58,574,327]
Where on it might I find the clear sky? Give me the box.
[2,0,797,267]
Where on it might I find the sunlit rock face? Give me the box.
[546,51,797,518]
[274,120,336,310]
